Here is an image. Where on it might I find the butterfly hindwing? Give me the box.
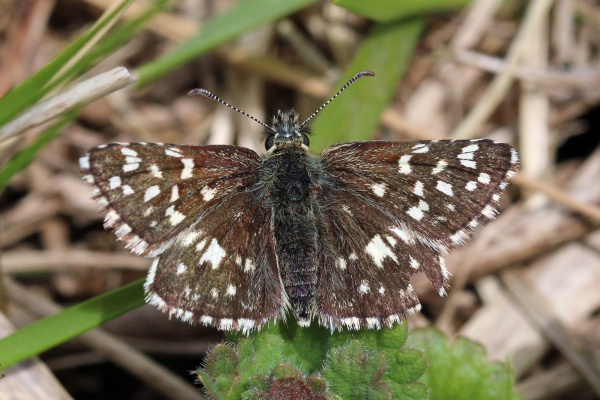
[316,190,433,329]
[145,190,283,333]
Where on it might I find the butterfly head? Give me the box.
[264,110,311,152]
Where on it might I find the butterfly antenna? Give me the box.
[188,88,276,133]
[299,70,375,128]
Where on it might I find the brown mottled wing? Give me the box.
[315,140,518,330]
[81,143,283,332]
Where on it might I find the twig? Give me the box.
[511,172,600,224]
[452,0,554,139]
[0,67,136,143]
[2,250,149,272]
[501,270,600,397]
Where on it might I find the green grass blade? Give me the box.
[310,19,424,152]
[0,113,76,192]
[136,0,318,86]
[0,0,134,127]
[335,0,471,22]
[0,279,145,370]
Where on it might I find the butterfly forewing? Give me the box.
[320,139,518,248]
[81,143,262,256]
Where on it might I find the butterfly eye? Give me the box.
[302,134,309,147]
[265,135,275,150]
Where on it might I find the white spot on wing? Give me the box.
[176,263,187,274]
[432,159,447,174]
[244,258,255,272]
[201,186,217,202]
[181,158,194,179]
[122,185,134,195]
[457,152,474,160]
[358,280,370,294]
[169,211,185,226]
[412,145,429,153]
[465,181,477,191]
[478,173,491,184]
[165,148,183,157]
[146,258,160,286]
[170,185,179,202]
[337,257,347,270]
[462,144,479,153]
[121,147,138,157]
[407,207,423,221]
[436,180,453,196]
[144,185,160,202]
[385,235,397,247]
[109,176,121,189]
[226,284,236,297]
[413,181,424,197]
[181,230,200,246]
[196,239,207,252]
[149,164,163,178]
[390,227,414,244]
[406,200,429,221]
[370,183,387,197]
[409,256,420,269]
[366,318,381,329]
[460,160,477,169]
[200,238,226,269]
[115,223,132,237]
[123,163,139,172]
[366,235,398,268]
[398,155,412,174]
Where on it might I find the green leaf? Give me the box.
[198,339,284,400]
[0,279,145,370]
[323,340,392,400]
[334,0,471,22]
[136,0,318,86]
[230,318,330,374]
[198,344,241,400]
[407,329,523,400]
[309,19,424,152]
[325,324,427,400]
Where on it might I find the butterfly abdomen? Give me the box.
[264,144,319,325]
